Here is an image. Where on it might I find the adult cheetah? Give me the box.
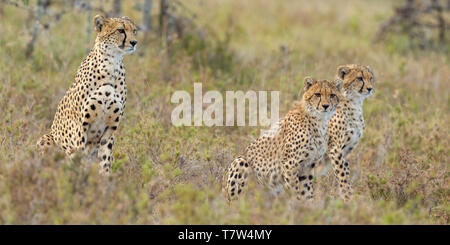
[321,64,375,201]
[224,77,343,201]
[37,15,138,175]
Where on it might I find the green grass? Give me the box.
[0,0,448,224]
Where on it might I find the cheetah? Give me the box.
[320,64,375,201]
[36,15,138,175]
[224,77,343,201]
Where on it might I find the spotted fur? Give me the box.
[319,64,375,201]
[37,15,138,175]
[224,77,343,201]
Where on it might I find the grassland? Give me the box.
[0,0,448,224]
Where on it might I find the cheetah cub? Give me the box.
[224,77,343,201]
[37,15,138,175]
[322,64,375,201]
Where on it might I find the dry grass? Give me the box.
[0,0,448,224]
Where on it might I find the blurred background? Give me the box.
[0,0,448,224]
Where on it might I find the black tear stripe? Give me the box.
[316,88,322,110]
[359,79,365,93]
[121,25,127,49]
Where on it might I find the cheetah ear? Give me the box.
[337,65,350,80]
[335,79,343,92]
[94,14,107,32]
[303,76,315,91]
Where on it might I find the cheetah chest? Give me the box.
[84,67,126,145]
[87,92,124,141]
[86,109,109,143]
[343,116,364,154]
[311,126,328,162]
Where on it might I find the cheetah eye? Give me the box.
[357,77,363,82]
[117,28,125,34]
[314,93,321,97]
[133,29,137,35]
[330,94,336,98]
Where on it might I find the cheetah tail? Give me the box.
[223,156,250,202]
[36,133,54,155]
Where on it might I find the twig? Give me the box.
[85,1,92,54]
[142,0,152,32]
[25,1,45,58]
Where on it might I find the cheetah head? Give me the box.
[336,64,375,100]
[94,15,138,54]
[303,76,342,117]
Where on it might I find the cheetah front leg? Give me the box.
[97,116,122,176]
[296,171,314,200]
[297,161,319,200]
[281,146,313,200]
[98,133,115,176]
[81,84,123,176]
[97,95,122,176]
[282,167,314,201]
[328,147,353,201]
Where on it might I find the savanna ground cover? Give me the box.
[0,0,448,224]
